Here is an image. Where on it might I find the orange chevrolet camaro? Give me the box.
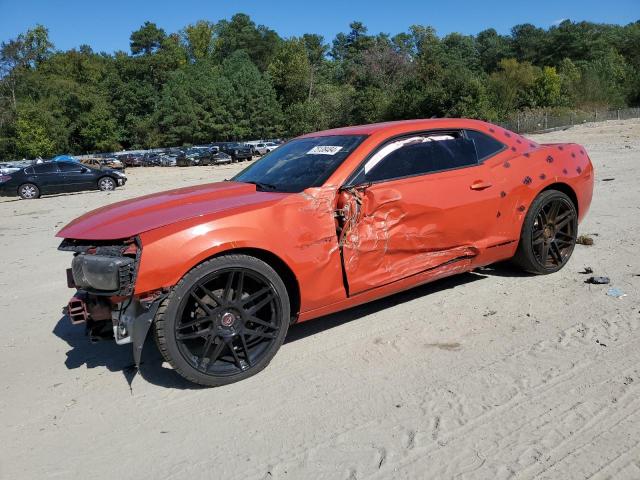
[58,119,594,386]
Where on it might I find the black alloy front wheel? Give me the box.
[154,255,290,387]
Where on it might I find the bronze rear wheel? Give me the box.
[513,190,578,274]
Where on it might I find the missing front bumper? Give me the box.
[64,291,166,367]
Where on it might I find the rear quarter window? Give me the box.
[465,130,506,161]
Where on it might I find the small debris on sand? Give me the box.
[576,235,594,245]
[606,287,626,299]
[585,276,610,285]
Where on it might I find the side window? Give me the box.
[33,163,59,174]
[465,130,505,161]
[361,133,478,184]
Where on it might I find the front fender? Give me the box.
[137,223,290,293]
[135,190,348,313]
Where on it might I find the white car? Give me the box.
[254,142,279,155]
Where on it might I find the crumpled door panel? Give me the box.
[339,169,500,295]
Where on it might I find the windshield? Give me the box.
[233,135,365,192]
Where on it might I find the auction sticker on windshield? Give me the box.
[307,146,343,155]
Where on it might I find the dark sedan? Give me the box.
[211,142,253,162]
[0,161,127,199]
[176,148,233,166]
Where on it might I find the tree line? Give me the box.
[0,14,638,159]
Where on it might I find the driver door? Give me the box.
[338,131,503,295]
[58,161,96,191]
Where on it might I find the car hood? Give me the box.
[56,181,285,240]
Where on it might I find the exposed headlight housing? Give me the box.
[72,254,135,295]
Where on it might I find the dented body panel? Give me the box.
[339,163,501,294]
[135,185,347,313]
[57,118,594,325]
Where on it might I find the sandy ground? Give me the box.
[1,119,639,480]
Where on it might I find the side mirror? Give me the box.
[81,167,89,173]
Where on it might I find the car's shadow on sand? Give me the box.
[53,316,201,390]
[52,265,527,390]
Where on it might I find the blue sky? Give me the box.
[1,0,638,52]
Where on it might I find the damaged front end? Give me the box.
[59,238,165,365]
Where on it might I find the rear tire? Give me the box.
[512,190,578,274]
[154,254,290,387]
[18,183,40,199]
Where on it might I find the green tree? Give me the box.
[156,61,234,145]
[15,105,55,157]
[182,21,216,62]
[577,50,632,107]
[532,66,562,107]
[221,51,283,139]
[130,21,166,55]
[267,38,311,107]
[302,33,327,99]
[1,24,53,110]
[558,58,582,106]
[476,28,512,71]
[214,14,281,70]
[489,58,539,114]
[511,24,547,64]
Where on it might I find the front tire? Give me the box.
[512,190,578,274]
[98,176,116,191]
[18,183,40,199]
[154,254,290,387]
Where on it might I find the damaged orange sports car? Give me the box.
[58,119,594,386]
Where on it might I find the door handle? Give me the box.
[470,180,492,190]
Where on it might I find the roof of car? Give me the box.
[298,118,495,138]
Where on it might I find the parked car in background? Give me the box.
[0,163,22,175]
[117,154,143,168]
[177,149,232,166]
[80,157,125,171]
[140,153,162,166]
[103,157,125,170]
[156,154,177,167]
[244,140,262,156]
[253,142,279,155]
[0,161,127,199]
[211,142,252,162]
